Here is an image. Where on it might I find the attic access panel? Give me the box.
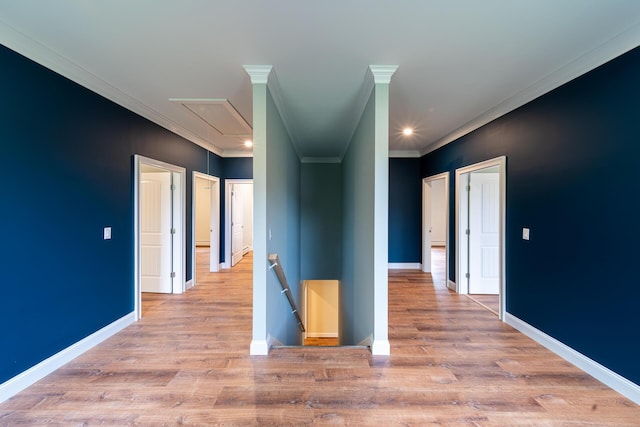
[170,98,252,136]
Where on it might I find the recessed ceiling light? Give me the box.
[403,128,413,136]
[244,140,253,147]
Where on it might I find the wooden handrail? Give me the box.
[267,253,305,332]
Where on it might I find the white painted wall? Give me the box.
[305,280,339,338]
[194,177,211,246]
[430,179,446,246]
[238,183,253,251]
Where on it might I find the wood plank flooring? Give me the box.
[1,250,639,425]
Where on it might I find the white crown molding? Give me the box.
[339,69,376,161]
[0,18,227,158]
[242,65,273,84]
[221,150,253,158]
[301,157,341,164]
[421,21,640,156]
[389,150,421,158]
[243,65,302,160]
[369,65,399,84]
[265,69,302,160]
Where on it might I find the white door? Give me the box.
[468,172,500,294]
[422,181,432,272]
[231,184,244,266]
[140,171,173,293]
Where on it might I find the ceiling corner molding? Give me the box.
[221,150,253,158]
[389,150,421,158]
[369,65,399,84]
[242,65,273,85]
[300,157,342,164]
[0,18,227,157]
[422,21,640,156]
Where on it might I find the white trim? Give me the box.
[0,20,225,157]
[447,280,456,291]
[371,339,391,356]
[0,312,135,404]
[505,313,640,405]
[300,157,342,164]
[242,65,272,85]
[185,279,194,290]
[134,155,186,319]
[389,150,421,158]
[388,263,421,270]
[221,150,253,158]
[422,172,450,284]
[306,333,339,338]
[192,172,221,287]
[455,157,506,320]
[224,179,253,270]
[249,340,269,356]
[369,65,399,84]
[421,22,640,156]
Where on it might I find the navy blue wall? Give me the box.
[300,163,342,279]
[209,153,253,264]
[420,46,640,384]
[0,45,246,383]
[388,158,422,264]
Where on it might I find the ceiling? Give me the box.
[1,1,640,160]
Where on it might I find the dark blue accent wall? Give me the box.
[420,46,640,384]
[389,158,422,264]
[213,155,253,264]
[0,45,248,384]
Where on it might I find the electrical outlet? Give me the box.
[522,227,530,241]
[104,227,112,240]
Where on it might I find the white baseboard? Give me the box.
[249,339,269,355]
[388,263,422,270]
[0,312,135,404]
[447,280,456,291]
[371,339,391,356]
[306,332,339,338]
[505,313,640,405]
[185,279,194,290]
[221,261,231,269]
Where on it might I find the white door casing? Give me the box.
[422,181,432,272]
[140,171,172,294]
[224,179,253,269]
[134,155,186,319]
[209,179,220,272]
[423,173,450,286]
[454,156,506,319]
[231,184,244,267]
[468,172,500,294]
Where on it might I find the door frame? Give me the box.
[422,172,450,289]
[192,172,221,286]
[454,156,506,319]
[224,179,253,269]
[134,154,186,319]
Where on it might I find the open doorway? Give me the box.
[455,157,506,318]
[192,172,221,288]
[224,179,253,268]
[422,172,450,289]
[134,155,186,319]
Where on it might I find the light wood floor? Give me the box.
[2,251,639,425]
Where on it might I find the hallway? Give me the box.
[1,258,638,424]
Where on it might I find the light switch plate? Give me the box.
[104,227,112,240]
[522,227,530,240]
